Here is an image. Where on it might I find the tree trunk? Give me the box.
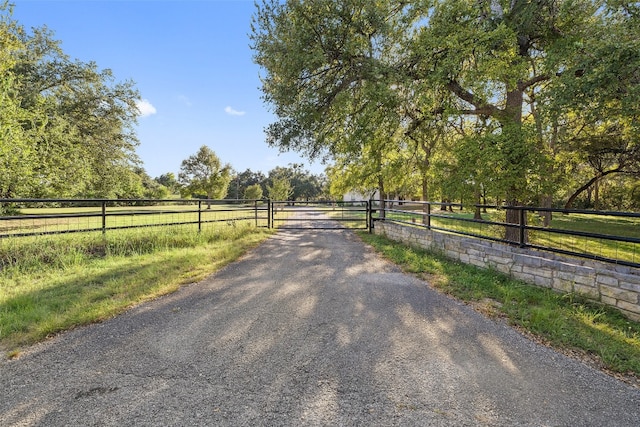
[421,174,429,225]
[504,194,525,244]
[564,170,619,209]
[502,87,526,243]
[378,176,385,219]
[482,187,488,213]
[473,188,482,220]
[539,194,552,227]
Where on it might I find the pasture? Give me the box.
[0,201,269,237]
[383,205,640,267]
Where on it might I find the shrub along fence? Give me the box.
[373,200,640,321]
[0,199,269,238]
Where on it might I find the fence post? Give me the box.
[367,200,372,233]
[254,199,258,227]
[519,207,526,248]
[198,200,202,233]
[267,199,272,229]
[101,201,106,235]
[426,202,431,229]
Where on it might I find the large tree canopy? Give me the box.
[252,0,640,215]
[0,3,142,199]
[252,0,411,158]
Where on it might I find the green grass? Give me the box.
[358,232,640,379]
[0,223,273,356]
[383,207,640,266]
[1,202,269,236]
[536,212,640,264]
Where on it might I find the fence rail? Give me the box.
[270,200,370,230]
[376,200,640,268]
[3,198,639,268]
[0,198,269,238]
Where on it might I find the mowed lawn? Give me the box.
[383,207,640,266]
[1,202,270,236]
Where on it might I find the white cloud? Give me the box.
[135,99,157,117]
[225,106,246,116]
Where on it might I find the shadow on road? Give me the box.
[2,228,639,426]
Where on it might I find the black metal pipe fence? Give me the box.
[0,198,269,238]
[269,200,370,230]
[4,197,639,268]
[375,200,640,268]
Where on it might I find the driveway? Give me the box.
[1,227,639,426]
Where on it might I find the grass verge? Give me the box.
[0,223,273,357]
[358,232,640,383]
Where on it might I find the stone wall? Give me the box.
[374,221,640,321]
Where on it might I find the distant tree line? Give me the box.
[168,145,328,202]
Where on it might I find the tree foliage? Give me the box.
[244,184,263,200]
[221,166,327,201]
[0,3,143,199]
[267,176,293,202]
[178,145,232,203]
[252,0,640,213]
[226,169,267,199]
[154,172,180,195]
[267,163,325,201]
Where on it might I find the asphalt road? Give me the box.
[1,224,639,426]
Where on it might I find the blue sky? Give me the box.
[12,0,325,178]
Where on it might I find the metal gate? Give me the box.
[269,201,371,230]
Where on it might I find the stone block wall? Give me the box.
[374,221,640,321]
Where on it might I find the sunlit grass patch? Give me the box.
[383,208,640,266]
[0,223,273,355]
[1,202,270,236]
